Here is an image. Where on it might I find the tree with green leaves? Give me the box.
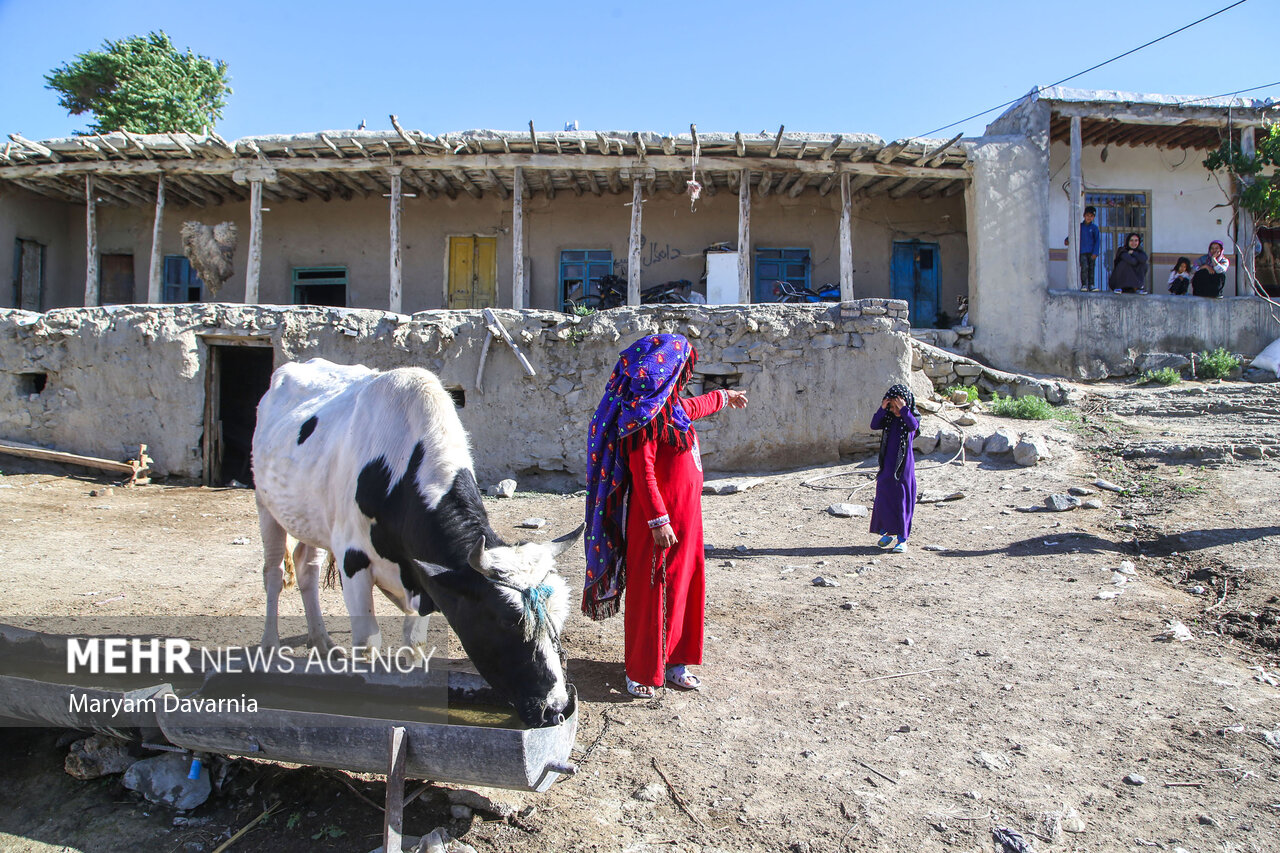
[44,31,232,135]
[1204,124,1280,225]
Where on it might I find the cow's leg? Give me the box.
[258,498,288,651]
[293,542,336,654]
[401,613,433,665]
[336,544,382,657]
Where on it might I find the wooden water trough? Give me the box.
[0,624,578,793]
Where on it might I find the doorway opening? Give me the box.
[203,342,275,486]
[100,254,136,305]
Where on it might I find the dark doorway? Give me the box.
[204,344,275,486]
[100,254,135,305]
[14,238,44,311]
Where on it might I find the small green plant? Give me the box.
[311,826,346,841]
[989,392,1077,422]
[1195,347,1241,380]
[286,811,303,830]
[942,384,979,403]
[570,303,596,318]
[1139,367,1182,386]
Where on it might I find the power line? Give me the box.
[1168,80,1280,108]
[915,0,1252,138]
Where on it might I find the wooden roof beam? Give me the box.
[820,135,844,161]
[584,170,603,196]
[661,136,676,155]
[769,125,785,157]
[633,133,646,159]
[389,115,422,154]
[9,177,81,204]
[286,172,332,201]
[421,170,455,200]
[540,170,555,199]
[818,173,838,197]
[528,121,539,154]
[485,170,510,200]
[734,132,746,157]
[917,133,963,167]
[756,171,774,198]
[606,170,622,194]
[451,168,483,199]
[9,133,59,161]
[208,131,237,157]
[398,168,434,200]
[888,177,924,199]
[668,170,686,194]
[787,174,810,198]
[173,174,225,205]
[320,134,346,158]
[121,130,155,160]
[875,139,910,164]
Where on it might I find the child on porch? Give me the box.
[869,384,919,554]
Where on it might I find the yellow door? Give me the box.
[447,236,497,308]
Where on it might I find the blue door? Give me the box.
[891,241,940,327]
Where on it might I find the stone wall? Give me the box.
[0,300,916,483]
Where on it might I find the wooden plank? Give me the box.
[482,308,535,376]
[147,175,165,302]
[839,173,853,301]
[737,169,750,303]
[628,179,642,305]
[383,727,407,853]
[0,439,143,476]
[512,167,525,309]
[389,168,402,313]
[85,176,98,306]
[245,179,263,304]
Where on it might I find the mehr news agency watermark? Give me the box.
[63,637,436,717]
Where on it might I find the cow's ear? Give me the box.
[549,523,585,558]
[468,536,496,577]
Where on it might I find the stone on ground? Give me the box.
[121,753,211,810]
[984,428,1020,455]
[1013,436,1052,466]
[64,735,136,780]
[489,479,517,498]
[827,503,869,518]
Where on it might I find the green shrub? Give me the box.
[1139,367,1182,386]
[1196,347,1241,380]
[942,384,979,403]
[989,392,1077,422]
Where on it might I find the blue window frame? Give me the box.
[559,250,613,311]
[754,247,810,302]
[292,266,348,307]
[162,256,204,303]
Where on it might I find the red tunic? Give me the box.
[623,390,726,687]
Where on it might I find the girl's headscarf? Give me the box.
[877,383,918,482]
[582,335,696,620]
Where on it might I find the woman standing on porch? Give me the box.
[582,334,748,698]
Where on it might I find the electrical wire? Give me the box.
[915,0,1254,138]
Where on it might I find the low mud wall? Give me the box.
[0,301,915,483]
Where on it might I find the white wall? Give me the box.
[1047,141,1237,290]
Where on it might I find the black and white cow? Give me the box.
[251,358,581,727]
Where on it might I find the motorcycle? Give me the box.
[641,279,695,304]
[566,274,626,311]
[772,280,842,303]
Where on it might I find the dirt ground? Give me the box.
[1,378,1278,853]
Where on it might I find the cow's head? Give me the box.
[408,524,582,727]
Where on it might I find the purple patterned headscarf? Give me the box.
[582,335,694,620]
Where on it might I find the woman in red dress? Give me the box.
[583,335,748,698]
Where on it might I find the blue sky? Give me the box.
[0,0,1275,143]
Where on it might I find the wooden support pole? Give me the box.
[839,173,854,301]
[84,175,98,306]
[1068,116,1083,292]
[147,175,165,303]
[512,166,525,310]
[628,179,642,305]
[245,178,263,304]
[1237,125,1256,296]
[737,168,751,303]
[388,167,403,313]
[383,727,407,853]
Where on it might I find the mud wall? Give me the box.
[0,301,915,483]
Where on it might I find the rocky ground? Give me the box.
[0,378,1278,853]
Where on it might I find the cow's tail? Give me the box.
[282,540,298,590]
[323,551,338,590]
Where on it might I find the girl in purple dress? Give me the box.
[869,384,919,554]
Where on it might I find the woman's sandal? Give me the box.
[665,665,702,691]
[626,677,657,699]
[877,533,895,548]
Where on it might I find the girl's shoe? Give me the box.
[665,665,702,690]
[626,677,657,698]
[877,534,895,548]
[891,539,908,554]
